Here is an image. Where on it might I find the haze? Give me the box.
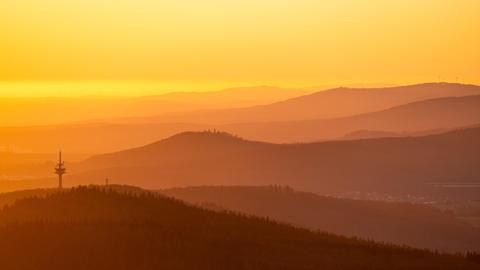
[1,1,480,269]
[1,0,479,96]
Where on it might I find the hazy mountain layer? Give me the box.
[2,92,480,153]
[221,95,480,142]
[135,82,480,124]
[71,127,480,199]
[0,86,308,126]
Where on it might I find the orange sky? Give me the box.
[0,0,479,96]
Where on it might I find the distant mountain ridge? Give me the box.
[0,86,308,126]
[137,82,480,124]
[343,123,480,140]
[221,94,480,142]
[2,90,480,153]
[74,127,480,199]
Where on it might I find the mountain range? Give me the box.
[222,94,480,142]
[0,86,308,126]
[1,83,479,153]
[68,126,480,200]
[128,82,480,124]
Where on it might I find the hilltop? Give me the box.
[75,127,480,200]
[0,187,478,270]
[2,185,478,253]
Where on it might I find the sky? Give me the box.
[0,0,479,96]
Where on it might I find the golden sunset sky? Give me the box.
[0,0,478,96]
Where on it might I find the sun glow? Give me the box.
[0,0,479,96]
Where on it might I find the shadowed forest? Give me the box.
[160,185,480,253]
[0,187,479,270]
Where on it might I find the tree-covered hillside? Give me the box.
[160,185,480,253]
[0,187,478,270]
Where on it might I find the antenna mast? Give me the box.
[55,151,66,189]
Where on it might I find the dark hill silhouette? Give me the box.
[0,187,478,269]
[160,186,480,253]
[138,82,480,124]
[74,127,480,199]
[0,185,145,207]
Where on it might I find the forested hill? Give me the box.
[78,127,480,198]
[0,187,478,270]
[160,185,480,253]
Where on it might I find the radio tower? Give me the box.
[55,151,66,189]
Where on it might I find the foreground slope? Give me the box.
[78,127,480,198]
[0,187,478,270]
[161,186,480,253]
